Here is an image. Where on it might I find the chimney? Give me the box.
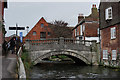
[92,4,97,15]
[78,13,84,23]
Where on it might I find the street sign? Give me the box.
[9,27,25,30]
[20,32,23,42]
[9,23,25,36]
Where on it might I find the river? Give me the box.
[30,63,120,80]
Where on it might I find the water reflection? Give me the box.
[30,63,120,79]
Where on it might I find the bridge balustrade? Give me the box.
[25,37,97,51]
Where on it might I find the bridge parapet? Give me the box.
[25,37,97,52]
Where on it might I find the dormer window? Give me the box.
[41,23,44,27]
[105,7,112,20]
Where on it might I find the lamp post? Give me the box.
[26,26,29,34]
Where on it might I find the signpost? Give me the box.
[9,23,25,37]
[9,23,25,54]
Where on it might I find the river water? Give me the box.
[30,63,120,80]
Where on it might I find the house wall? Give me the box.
[101,25,119,53]
[99,1,120,68]
[73,4,99,42]
[84,23,99,37]
[99,2,120,29]
[100,24,120,67]
[23,17,53,42]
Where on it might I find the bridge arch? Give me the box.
[33,50,91,65]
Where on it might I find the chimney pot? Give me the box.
[95,5,96,8]
[92,4,94,8]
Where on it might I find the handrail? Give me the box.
[17,47,26,80]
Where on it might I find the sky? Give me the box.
[4,1,100,37]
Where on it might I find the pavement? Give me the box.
[1,52,17,80]
[0,56,2,80]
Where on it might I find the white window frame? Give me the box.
[111,27,116,39]
[97,28,99,35]
[105,7,112,20]
[83,25,85,32]
[77,28,79,35]
[75,29,77,36]
[80,25,83,35]
[103,50,108,60]
[112,50,117,60]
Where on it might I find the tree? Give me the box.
[50,20,73,38]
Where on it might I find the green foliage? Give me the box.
[21,49,33,78]
[58,55,68,59]
[51,56,57,58]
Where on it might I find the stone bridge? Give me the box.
[25,37,99,65]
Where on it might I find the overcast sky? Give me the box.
[4,1,100,37]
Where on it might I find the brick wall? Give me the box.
[23,17,53,42]
[84,23,99,37]
[101,24,120,56]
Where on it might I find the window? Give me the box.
[40,32,46,40]
[75,29,77,36]
[33,31,36,36]
[103,50,108,60]
[48,32,51,36]
[77,28,79,35]
[111,27,116,39]
[97,28,100,35]
[83,25,85,31]
[105,7,112,20]
[80,25,83,35]
[112,50,117,60]
[41,23,44,27]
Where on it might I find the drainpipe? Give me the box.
[98,7,102,65]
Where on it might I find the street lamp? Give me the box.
[26,26,29,34]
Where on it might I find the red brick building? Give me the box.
[23,17,53,42]
[0,0,7,55]
[99,1,120,67]
[23,17,74,43]
[73,4,99,42]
